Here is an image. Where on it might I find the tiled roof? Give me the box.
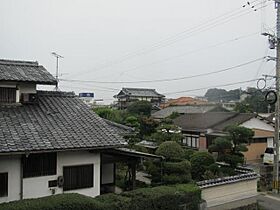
[0,91,126,154]
[173,112,256,132]
[103,119,135,136]
[152,105,220,119]
[161,97,208,108]
[0,59,57,85]
[116,88,165,98]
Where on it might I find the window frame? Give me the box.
[0,172,8,197]
[63,164,94,191]
[0,87,16,103]
[22,153,57,178]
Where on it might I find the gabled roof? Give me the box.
[173,112,256,132]
[115,88,165,98]
[152,105,227,119]
[0,91,126,154]
[0,59,57,85]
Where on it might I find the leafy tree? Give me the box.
[150,118,183,144]
[155,141,184,161]
[93,107,127,123]
[205,88,241,102]
[168,112,180,119]
[139,117,159,137]
[225,125,254,152]
[234,87,273,113]
[209,125,254,168]
[190,152,215,181]
[208,137,232,155]
[125,116,140,128]
[127,101,152,116]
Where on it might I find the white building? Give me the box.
[0,59,128,203]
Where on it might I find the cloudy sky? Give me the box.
[0,0,276,103]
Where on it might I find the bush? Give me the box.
[190,152,215,181]
[123,184,201,210]
[0,184,201,210]
[156,141,184,161]
[183,149,196,160]
[163,160,192,184]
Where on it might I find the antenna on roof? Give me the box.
[51,52,64,91]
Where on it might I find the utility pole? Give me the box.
[274,0,280,193]
[51,52,64,91]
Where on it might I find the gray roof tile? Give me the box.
[0,59,57,85]
[0,91,126,154]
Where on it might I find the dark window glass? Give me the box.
[0,173,8,197]
[0,87,16,103]
[63,164,93,191]
[23,153,57,178]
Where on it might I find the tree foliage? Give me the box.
[205,88,240,102]
[209,125,254,168]
[155,141,184,161]
[127,101,152,116]
[234,87,273,113]
[190,152,215,181]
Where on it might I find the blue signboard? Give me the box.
[79,92,94,98]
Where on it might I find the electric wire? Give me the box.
[163,79,260,95]
[60,57,265,84]
[68,0,267,77]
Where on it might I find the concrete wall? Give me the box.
[0,155,21,203]
[201,179,258,208]
[244,143,267,162]
[0,150,101,203]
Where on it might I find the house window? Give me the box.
[183,134,199,148]
[0,173,8,197]
[0,87,16,103]
[63,164,93,191]
[23,153,57,178]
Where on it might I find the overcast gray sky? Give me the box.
[0,0,276,103]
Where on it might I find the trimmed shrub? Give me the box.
[123,184,201,210]
[183,149,196,160]
[190,152,215,181]
[156,141,184,161]
[163,161,192,184]
[0,184,201,210]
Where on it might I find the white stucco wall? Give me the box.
[101,163,114,184]
[0,150,101,203]
[0,155,21,203]
[202,179,258,207]
[57,151,100,197]
[241,118,274,132]
[23,151,101,199]
[18,84,36,94]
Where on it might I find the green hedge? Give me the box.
[0,184,201,210]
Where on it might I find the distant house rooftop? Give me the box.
[152,105,227,119]
[173,112,258,132]
[0,91,126,154]
[0,59,57,85]
[115,88,165,98]
[161,97,208,108]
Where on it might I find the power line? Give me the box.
[119,31,261,75]
[163,79,260,95]
[60,57,265,84]
[68,0,267,77]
